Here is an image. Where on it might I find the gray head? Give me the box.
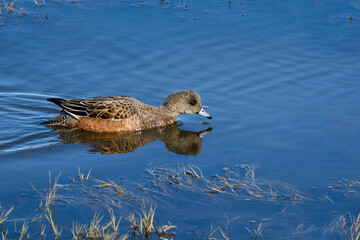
[162,90,212,119]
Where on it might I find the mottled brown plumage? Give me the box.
[43,90,211,133]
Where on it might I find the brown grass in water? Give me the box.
[0,204,14,239]
[45,172,62,239]
[0,204,14,225]
[145,163,303,202]
[350,214,360,240]
[245,222,263,239]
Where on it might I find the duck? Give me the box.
[43,90,212,133]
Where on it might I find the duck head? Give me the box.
[162,90,212,119]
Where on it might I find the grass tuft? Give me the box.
[95,179,126,194]
[156,221,177,238]
[0,205,14,225]
[245,221,263,239]
[70,208,128,240]
[78,167,91,183]
[146,163,302,202]
[127,203,155,237]
[45,172,62,239]
[350,213,360,240]
[19,222,30,240]
[207,224,228,240]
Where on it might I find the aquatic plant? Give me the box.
[144,163,303,202]
[0,204,14,225]
[245,222,263,239]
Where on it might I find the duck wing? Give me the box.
[47,96,138,120]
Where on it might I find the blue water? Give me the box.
[1,0,360,239]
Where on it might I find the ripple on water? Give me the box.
[0,92,58,154]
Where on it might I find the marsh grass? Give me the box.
[0,205,14,225]
[127,204,156,237]
[45,172,62,239]
[5,169,178,239]
[0,204,14,239]
[349,214,360,240]
[19,222,30,240]
[145,163,303,202]
[156,221,176,238]
[8,165,355,239]
[206,224,228,240]
[245,222,263,239]
[324,213,360,240]
[70,210,127,240]
[78,167,91,183]
[95,179,126,194]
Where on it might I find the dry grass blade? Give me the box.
[19,222,29,240]
[71,221,84,240]
[95,179,113,188]
[41,224,46,238]
[32,0,44,6]
[45,208,61,239]
[29,182,37,192]
[45,172,61,208]
[95,179,125,194]
[127,203,156,237]
[78,167,91,182]
[215,174,236,194]
[86,213,103,238]
[30,213,42,223]
[156,221,176,237]
[45,172,62,239]
[207,224,228,240]
[105,204,121,233]
[206,183,224,194]
[137,205,155,236]
[186,164,202,179]
[1,230,9,240]
[245,222,263,239]
[0,205,14,225]
[350,213,360,240]
[71,211,126,240]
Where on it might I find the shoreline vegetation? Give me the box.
[0,164,359,239]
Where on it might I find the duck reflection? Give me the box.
[49,124,212,155]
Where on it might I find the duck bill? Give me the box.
[198,108,212,119]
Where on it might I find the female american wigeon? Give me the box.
[43,90,212,133]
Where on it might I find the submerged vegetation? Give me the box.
[144,163,303,202]
[0,170,178,240]
[0,165,358,239]
[0,164,289,239]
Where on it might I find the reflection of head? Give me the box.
[160,126,211,156]
[53,124,212,155]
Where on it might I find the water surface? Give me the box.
[1,0,360,239]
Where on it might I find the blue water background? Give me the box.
[1,0,360,238]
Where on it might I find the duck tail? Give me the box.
[47,98,65,108]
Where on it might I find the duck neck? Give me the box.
[159,104,181,118]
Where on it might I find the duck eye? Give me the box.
[189,99,197,106]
